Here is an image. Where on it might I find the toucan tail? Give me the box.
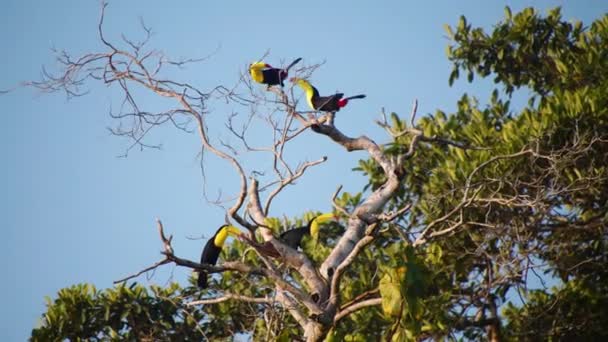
[345,94,366,101]
[197,271,208,289]
[280,58,302,84]
[338,94,366,108]
[286,57,302,72]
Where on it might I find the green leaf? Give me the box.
[444,24,454,39]
[458,15,467,32]
[380,269,404,317]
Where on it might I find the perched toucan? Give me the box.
[279,213,338,249]
[198,225,242,289]
[249,57,302,88]
[291,78,366,112]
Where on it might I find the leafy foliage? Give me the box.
[31,283,208,341]
[358,6,608,340]
[503,279,608,340]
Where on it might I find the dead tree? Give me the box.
[26,2,479,341]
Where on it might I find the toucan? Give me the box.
[198,225,242,289]
[249,57,302,88]
[279,213,338,249]
[291,78,366,112]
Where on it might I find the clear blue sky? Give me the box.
[2,1,606,340]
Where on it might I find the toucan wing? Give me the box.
[262,68,282,86]
[279,227,308,249]
[314,93,343,112]
[198,238,221,288]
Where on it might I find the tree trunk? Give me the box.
[304,321,326,342]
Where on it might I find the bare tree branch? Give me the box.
[114,219,261,284]
[309,121,403,279]
[334,297,382,323]
[413,149,540,246]
[263,156,328,214]
[331,185,350,217]
[326,235,375,315]
[188,293,272,306]
[247,178,329,311]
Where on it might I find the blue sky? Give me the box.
[2,1,606,340]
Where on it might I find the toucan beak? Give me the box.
[227,226,242,237]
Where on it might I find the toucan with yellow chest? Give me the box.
[198,225,242,289]
[279,213,338,249]
[249,57,302,88]
[291,78,366,112]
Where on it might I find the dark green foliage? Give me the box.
[31,283,208,341]
[446,7,606,96]
[503,279,608,341]
[358,7,608,340]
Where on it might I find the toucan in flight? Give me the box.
[279,213,338,249]
[249,57,302,88]
[291,78,366,112]
[198,225,242,289]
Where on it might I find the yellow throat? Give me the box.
[295,79,316,110]
[213,225,241,247]
[310,213,336,241]
[249,61,266,83]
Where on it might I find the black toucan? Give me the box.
[249,57,302,88]
[292,78,366,112]
[279,213,337,249]
[198,225,242,289]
